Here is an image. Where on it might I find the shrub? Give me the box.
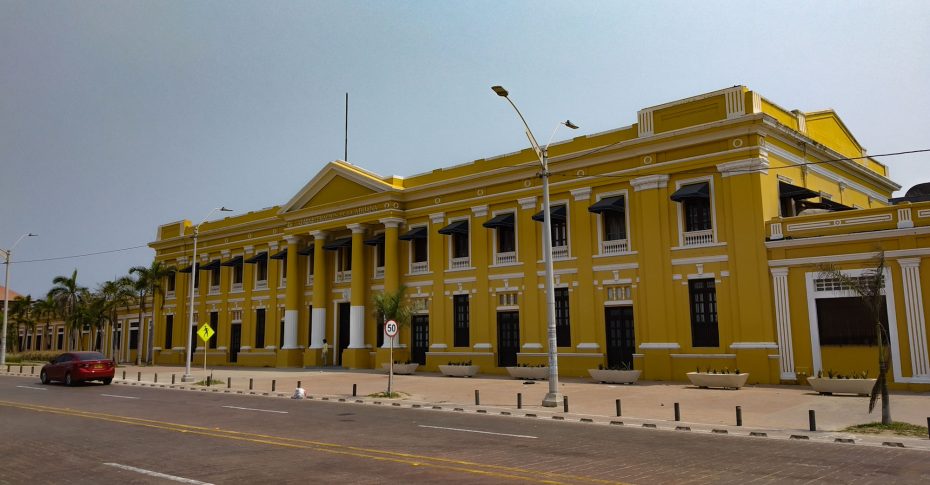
[5,351,60,363]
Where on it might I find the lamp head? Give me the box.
[219,207,233,212]
[491,85,509,97]
[562,120,579,130]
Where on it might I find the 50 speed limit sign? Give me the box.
[384,320,398,338]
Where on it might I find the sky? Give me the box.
[2,0,929,298]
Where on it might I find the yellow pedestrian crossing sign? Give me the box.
[197,323,215,342]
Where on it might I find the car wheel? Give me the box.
[65,372,74,386]
[102,378,112,385]
[40,371,50,385]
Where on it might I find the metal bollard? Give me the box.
[297,380,301,390]
[475,390,480,406]
[19,365,23,373]
[6,364,10,372]
[674,402,680,421]
[616,399,622,417]
[122,370,126,380]
[154,373,158,383]
[736,406,743,426]
[210,373,214,386]
[272,379,276,392]
[563,396,569,413]
[249,378,253,390]
[31,366,35,374]
[352,384,357,397]
[172,374,176,384]
[517,393,522,409]
[137,372,141,382]
[809,410,817,432]
[228,377,231,389]
[927,417,929,440]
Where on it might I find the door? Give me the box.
[605,306,635,369]
[411,315,429,366]
[337,302,351,366]
[497,311,520,368]
[229,324,242,363]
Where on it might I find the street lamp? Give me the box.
[182,207,232,382]
[492,85,578,407]
[1,232,37,366]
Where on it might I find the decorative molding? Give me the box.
[639,342,681,350]
[724,86,745,119]
[470,205,488,218]
[897,208,914,229]
[630,174,669,192]
[522,343,543,350]
[767,226,930,250]
[897,258,930,376]
[769,222,783,240]
[637,109,654,137]
[518,196,537,210]
[671,255,728,266]
[785,213,893,233]
[670,353,736,359]
[570,187,591,201]
[592,263,639,272]
[717,157,769,177]
[428,212,446,224]
[729,342,778,349]
[576,342,600,350]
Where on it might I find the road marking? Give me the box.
[222,405,288,414]
[101,394,140,400]
[418,425,538,439]
[103,463,213,484]
[16,385,47,391]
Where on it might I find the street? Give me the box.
[1,375,928,484]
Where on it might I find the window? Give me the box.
[684,197,712,232]
[452,231,469,259]
[193,270,200,289]
[555,288,571,347]
[816,297,888,346]
[209,312,218,349]
[337,247,352,272]
[413,237,428,264]
[129,323,139,350]
[306,252,315,283]
[376,311,385,348]
[211,267,220,287]
[551,205,568,247]
[689,279,719,347]
[453,295,469,347]
[603,210,626,241]
[164,315,173,349]
[166,273,176,292]
[256,257,268,283]
[232,262,243,286]
[255,309,266,349]
[279,316,285,349]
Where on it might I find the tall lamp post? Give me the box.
[1,232,37,366]
[492,85,578,407]
[182,207,232,382]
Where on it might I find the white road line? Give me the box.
[221,405,288,414]
[16,385,47,391]
[418,425,537,439]
[100,394,140,400]
[103,463,213,485]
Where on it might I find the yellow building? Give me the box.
[148,86,929,389]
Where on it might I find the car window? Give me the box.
[78,352,106,361]
[55,355,71,364]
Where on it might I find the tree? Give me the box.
[74,293,109,352]
[371,286,411,395]
[33,295,59,351]
[98,278,135,360]
[129,260,172,365]
[8,295,34,352]
[48,270,86,350]
[819,252,891,425]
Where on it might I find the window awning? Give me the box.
[363,233,385,246]
[532,205,567,222]
[482,213,515,229]
[438,220,469,236]
[220,255,243,267]
[297,245,314,256]
[670,182,710,202]
[778,181,819,200]
[244,252,267,264]
[178,265,193,274]
[199,259,221,271]
[269,249,288,260]
[588,196,625,214]
[323,237,352,251]
[798,198,854,212]
[399,227,427,241]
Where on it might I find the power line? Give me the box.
[10,245,150,264]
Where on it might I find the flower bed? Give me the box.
[381,363,419,375]
[438,364,479,377]
[686,372,749,389]
[807,377,876,396]
[588,369,641,384]
[506,366,548,380]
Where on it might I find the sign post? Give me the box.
[384,320,398,395]
[197,323,215,383]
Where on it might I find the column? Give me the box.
[770,268,795,379]
[898,258,930,377]
[310,231,328,349]
[348,224,367,349]
[471,206,491,349]
[570,187,597,349]
[282,236,301,350]
[517,197,541,349]
[380,218,403,348]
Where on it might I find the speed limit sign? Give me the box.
[384,320,398,338]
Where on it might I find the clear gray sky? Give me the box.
[2,0,929,297]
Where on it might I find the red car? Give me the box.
[40,351,115,386]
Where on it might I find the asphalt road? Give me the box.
[1,375,928,484]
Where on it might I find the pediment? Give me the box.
[279,161,397,214]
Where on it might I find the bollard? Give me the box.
[19,365,23,373]
[137,372,141,382]
[809,410,816,432]
[122,370,126,380]
[31,366,35,374]
[297,380,301,390]
[674,402,680,422]
[172,374,176,385]
[210,373,214,386]
[249,378,253,390]
[736,406,742,426]
[616,399,622,417]
[475,390,480,406]
[272,379,276,392]
[517,393,522,409]
[927,418,929,440]
[6,364,10,372]
[563,396,569,413]
[353,384,357,397]
[228,377,231,389]
[154,373,158,383]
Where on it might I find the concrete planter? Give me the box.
[686,372,749,389]
[381,363,419,375]
[588,369,642,384]
[438,365,480,377]
[808,377,876,396]
[506,366,549,380]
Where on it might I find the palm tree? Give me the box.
[8,295,35,352]
[33,295,58,351]
[371,287,411,395]
[129,261,172,365]
[48,269,87,350]
[75,293,109,352]
[98,279,135,360]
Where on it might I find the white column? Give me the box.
[770,267,795,379]
[897,258,930,377]
[349,305,366,349]
[283,310,299,350]
[310,307,326,348]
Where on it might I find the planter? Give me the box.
[381,363,419,375]
[588,369,642,384]
[506,366,549,380]
[438,365,480,377]
[686,372,749,389]
[807,377,876,396]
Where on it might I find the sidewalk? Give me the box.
[6,362,929,449]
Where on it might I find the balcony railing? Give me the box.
[166,290,175,300]
[450,256,471,270]
[551,245,568,260]
[683,229,714,247]
[255,280,268,290]
[495,251,517,265]
[600,239,629,255]
[374,266,384,279]
[410,261,429,274]
[335,270,352,283]
[279,277,287,288]
[306,275,314,286]
[208,285,220,295]
[231,282,243,292]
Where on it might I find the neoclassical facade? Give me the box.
[147,85,929,389]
